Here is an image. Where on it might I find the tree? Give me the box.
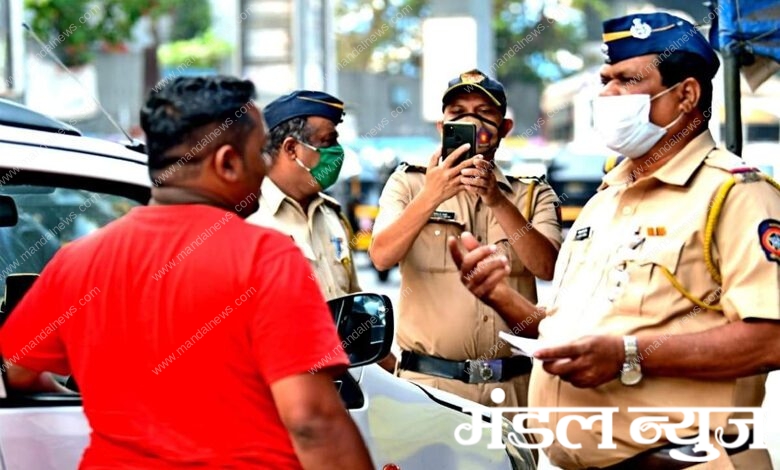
[25,0,181,65]
[492,0,608,86]
[170,0,212,41]
[335,0,608,86]
[335,0,428,74]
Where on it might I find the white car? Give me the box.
[0,99,535,470]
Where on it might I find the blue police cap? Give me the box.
[442,69,507,115]
[262,90,345,131]
[601,12,720,78]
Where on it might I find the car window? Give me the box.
[0,185,140,286]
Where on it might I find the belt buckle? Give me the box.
[468,359,502,383]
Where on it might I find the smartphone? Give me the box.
[441,121,477,165]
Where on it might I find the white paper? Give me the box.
[499,331,552,359]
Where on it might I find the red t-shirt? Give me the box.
[0,204,349,469]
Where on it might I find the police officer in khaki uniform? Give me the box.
[370,70,563,407]
[451,13,780,470]
[247,91,359,298]
[248,90,397,372]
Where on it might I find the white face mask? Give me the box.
[592,83,683,160]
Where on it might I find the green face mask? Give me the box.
[296,141,345,191]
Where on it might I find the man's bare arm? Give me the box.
[369,188,440,271]
[536,319,780,388]
[6,364,74,393]
[271,369,373,470]
[639,319,780,379]
[489,196,558,280]
[448,233,545,337]
[460,158,559,280]
[370,145,473,271]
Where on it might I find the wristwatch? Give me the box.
[620,336,642,386]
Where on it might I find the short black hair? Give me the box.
[657,52,713,123]
[263,117,312,164]
[140,76,258,172]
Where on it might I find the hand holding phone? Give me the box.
[441,121,477,165]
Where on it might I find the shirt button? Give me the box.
[477,235,483,242]
[622,206,634,216]
[482,315,489,322]
[434,229,441,236]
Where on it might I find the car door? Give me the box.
[346,364,529,470]
[0,388,88,470]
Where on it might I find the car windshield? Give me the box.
[0,185,140,286]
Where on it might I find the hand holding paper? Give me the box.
[499,331,553,359]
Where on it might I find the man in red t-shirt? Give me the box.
[0,76,373,469]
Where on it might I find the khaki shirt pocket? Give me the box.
[613,239,685,317]
[407,218,465,272]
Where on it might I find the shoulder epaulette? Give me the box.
[703,152,763,183]
[506,174,547,184]
[727,166,764,183]
[728,166,760,174]
[319,192,342,209]
[398,162,427,174]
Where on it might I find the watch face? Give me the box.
[621,367,643,386]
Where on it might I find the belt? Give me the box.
[400,350,532,384]
[599,431,754,470]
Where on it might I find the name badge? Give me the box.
[574,227,591,241]
[432,210,456,221]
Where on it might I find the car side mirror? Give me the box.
[327,293,394,368]
[0,195,18,227]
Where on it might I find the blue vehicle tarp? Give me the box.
[709,0,780,154]
[710,0,780,86]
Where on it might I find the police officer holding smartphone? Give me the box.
[370,69,563,407]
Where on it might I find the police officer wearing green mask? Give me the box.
[248,90,398,372]
[247,90,361,297]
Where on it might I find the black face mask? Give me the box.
[450,113,504,153]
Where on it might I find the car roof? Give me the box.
[0,125,148,165]
[0,98,82,136]
[0,99,152,191]
[0,98,148,164]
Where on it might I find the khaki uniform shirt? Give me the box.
[247,178,360,299]
[529,131,780,469]
[374,164,563,405]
